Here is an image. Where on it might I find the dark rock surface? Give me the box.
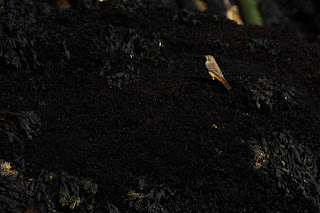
[0,0,320,212]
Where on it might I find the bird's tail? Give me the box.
[216,76,232,90]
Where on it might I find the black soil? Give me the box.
[1,1,320,212]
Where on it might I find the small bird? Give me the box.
[205,55,231,90]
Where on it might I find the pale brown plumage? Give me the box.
[205,55,231,90]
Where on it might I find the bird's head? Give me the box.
[205,55,214,62]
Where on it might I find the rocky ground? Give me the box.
[0,0,320,212]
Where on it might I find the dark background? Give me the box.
[0,0,320,212]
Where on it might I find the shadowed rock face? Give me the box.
[25,0,320,41]
[175,0,320,41]
[0,0,320,212]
